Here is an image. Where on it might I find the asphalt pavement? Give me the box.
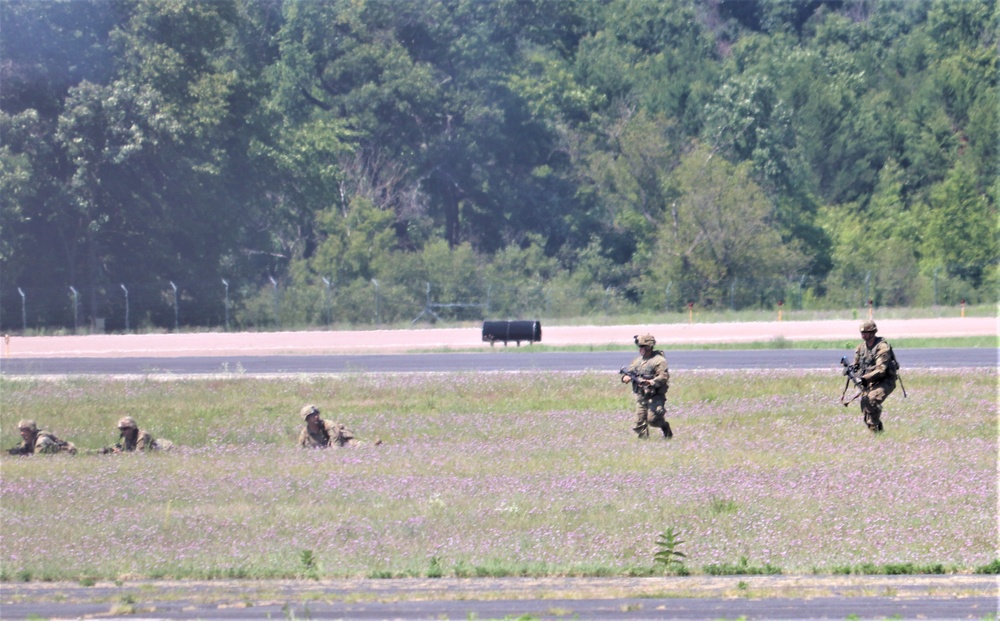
[0,347,995,376]
[2,575,997,620]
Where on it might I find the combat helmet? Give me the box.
[300,404,320,420]
[17,419,37,432]
[859,320,878,333]
[634,334,656,348]
[117,416,138,430]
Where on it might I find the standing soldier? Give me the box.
[103,416,174,453]
[849,320,899,433]
[621,334,673,439]
[297,404,380,448]
[7,419,77,455]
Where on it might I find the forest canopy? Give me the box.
[1,0,996,331]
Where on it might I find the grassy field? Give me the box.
[1,368,996,582]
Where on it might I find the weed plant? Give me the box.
[1,368,995,581]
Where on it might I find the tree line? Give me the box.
[1,0,996,331]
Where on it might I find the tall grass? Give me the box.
[1,369,995,581]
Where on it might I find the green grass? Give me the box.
[470,335,996,353]
[1,368,996,582]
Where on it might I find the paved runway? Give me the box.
[0,347,995,376]
[2,575,997,620]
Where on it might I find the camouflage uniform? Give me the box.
[852,320,898,433]
[297,404,361,448]
[624,334,673,439]
[105,416,174,453]
[7,419,77,455]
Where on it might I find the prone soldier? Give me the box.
[7,419,77,455]
[297,404,381,448]
[103,416,174,453]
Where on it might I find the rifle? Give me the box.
[839,356,864,406]
[619,366,655,395]
[890,349,908,398]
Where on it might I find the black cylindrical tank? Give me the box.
[482,320,542,345]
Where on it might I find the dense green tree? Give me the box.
[921,160,998,289]
[0,110,58,288]
[310,195,395,284]
[821,158,923,306]
[0,0,124,312]
[2,0,997,332]
[642,144,807,309]
[0,0,120,116]
[581,107,679,266]
[70,0,256,325]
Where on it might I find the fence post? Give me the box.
[371,279,380,325]
[17,287,26,333]
[222,279,230,331]
[933,266,939,306]
[269,276,279,328]
[170,281,179,331]
[322,277,332,326]
[69,286,79,333]
[121,284,129,332]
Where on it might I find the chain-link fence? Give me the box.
[0,265,994,335]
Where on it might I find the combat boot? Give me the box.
[661,422,673,439]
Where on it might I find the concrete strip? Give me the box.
[1,316,995,358]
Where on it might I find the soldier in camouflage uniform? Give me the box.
[7,419,77,455]
[297,404,380,448]
[621,334,673,439]
[850,320,898,433]
[103,416,174,453]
